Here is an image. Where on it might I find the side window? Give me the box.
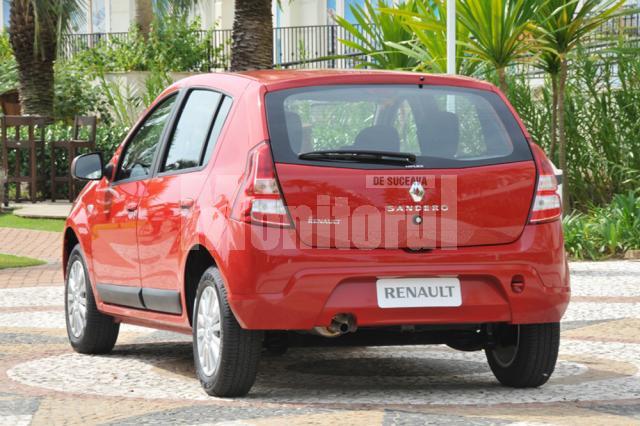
[161,90,223,172]
[117,95,177,181]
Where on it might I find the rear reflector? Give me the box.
[231,142,292,227]
[529,144,562,224]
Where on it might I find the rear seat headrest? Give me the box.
[284,111,303,153]
[420,110,460,158]
[353,125,400,152]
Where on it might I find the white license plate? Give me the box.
[376,278,462,308]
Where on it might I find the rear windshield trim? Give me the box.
[265,84,533,170]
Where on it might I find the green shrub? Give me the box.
[0,31,18,95]
[147,15,214,72]
[45,121,128,161]
[1,31,110,122]
[69,15,220,73]
[334,0,420,70]
[563,47,640,209]
[53,61,111,123]
[563,190,640,259]
[503,45,640,210]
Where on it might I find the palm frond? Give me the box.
[334,0,420,70]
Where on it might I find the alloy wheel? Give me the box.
[196,286,222,376]
[66,260,88,338]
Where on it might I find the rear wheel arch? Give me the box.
[184,245,219,326]
[63,227,80,277]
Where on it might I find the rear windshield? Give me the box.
[265,84,532,169]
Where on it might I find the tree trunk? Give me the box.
[9,0,57,117]
[557,59,569,213]
[496,67,508,94]
[134,0,154,39]
[548,73,558,160]
[230,0,273,71]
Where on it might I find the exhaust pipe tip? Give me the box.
[313,313,356,337]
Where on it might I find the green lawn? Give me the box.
[0,213,65,232]
[0,253,46,269]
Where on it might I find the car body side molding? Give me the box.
[141,288,183,315]
[96,283,182,315]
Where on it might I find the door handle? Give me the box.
[180,198,195,209]
[126,202,138,212]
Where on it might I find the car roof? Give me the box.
[170,69,497,95]
[234,69,485,85]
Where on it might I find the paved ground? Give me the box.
[9,202,72,220]
[0,228,61,288]
[1,228,639,425]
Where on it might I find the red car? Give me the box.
[65,70,569,397]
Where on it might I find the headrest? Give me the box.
[353,125,400,152]
[420,111,459,158]
[285,111,303,153]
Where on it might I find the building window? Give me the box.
[92,0,106,33]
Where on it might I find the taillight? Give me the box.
[529,144,562,223]
[230,142,292,227]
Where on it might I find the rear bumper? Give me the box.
[222,220,570,330]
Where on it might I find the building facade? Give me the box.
[1,0,637,34]
[0,0,366,34]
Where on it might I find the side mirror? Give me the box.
[71,153,104,181]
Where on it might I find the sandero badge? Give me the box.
[63,70,568,397]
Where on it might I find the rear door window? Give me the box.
[161,90,223,172]
[266,85,530,169]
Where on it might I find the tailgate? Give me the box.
[276,161,536,249]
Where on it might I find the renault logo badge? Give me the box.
[409,181,425,202]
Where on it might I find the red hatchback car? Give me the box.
[65,70,570,397]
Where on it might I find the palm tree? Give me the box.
[456,0,540,93]
[132,0,270,71]
[134,0,199,38]
[230,0,273,71]
[9,0,84,116]
[534,49,561,160]
[334,0,421,70]
[534,0,628,210]
[134,0,154,38]
[382,0,476,75]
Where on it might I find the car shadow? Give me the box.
[110,340,498,395]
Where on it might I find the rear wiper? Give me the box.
[298,150,416,165]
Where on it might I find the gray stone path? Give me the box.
[0,260,639,425]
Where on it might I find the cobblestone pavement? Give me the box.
[1,230,640,425]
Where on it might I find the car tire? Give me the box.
[193,266,263,397]
[485,323,560,388]
[65,244,120,354]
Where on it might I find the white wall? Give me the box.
[76,0,332,34]
[197,0,218,29]
[276,0,327,27]
[209,0,233,29]
[109,0,132,32]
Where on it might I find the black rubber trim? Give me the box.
[96,283,145,309]
[141,288,183,315]
[96,283,182,315]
